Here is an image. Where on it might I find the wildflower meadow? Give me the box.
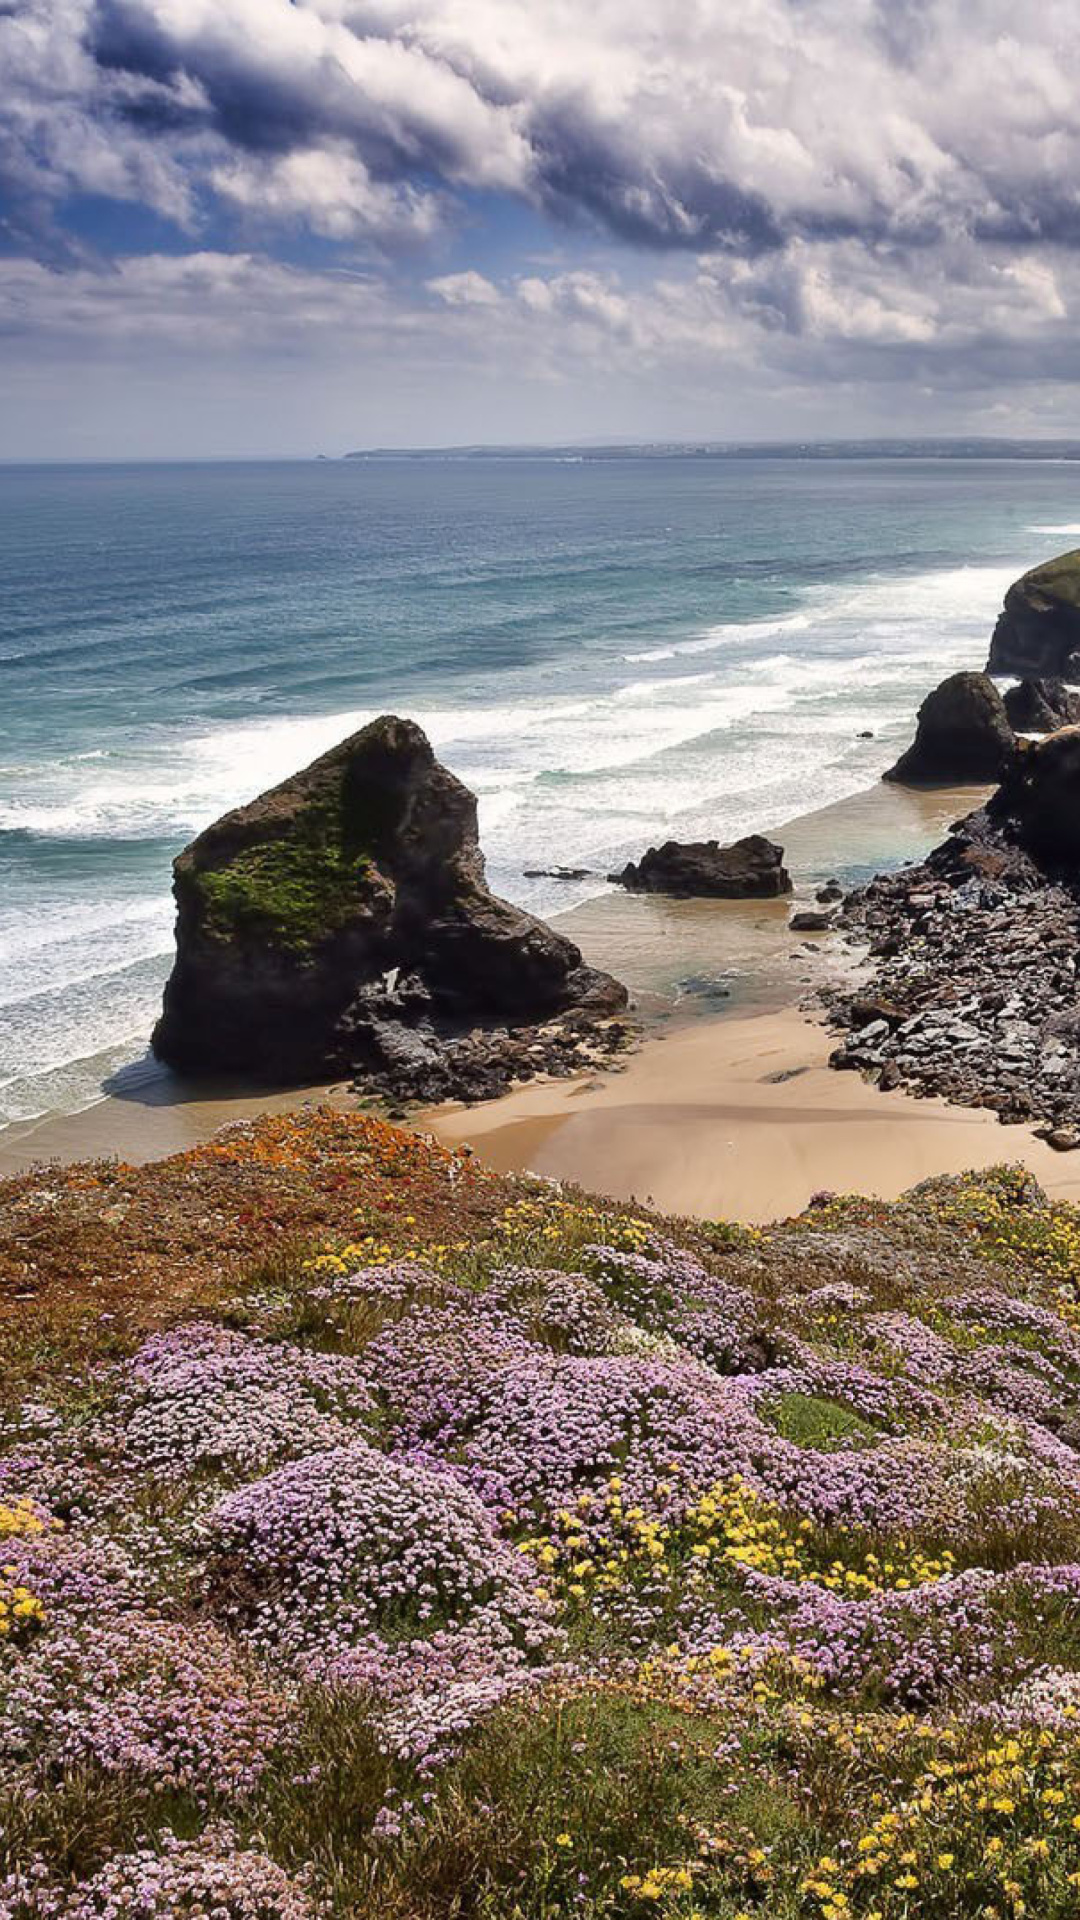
[5,1117,1080,1914]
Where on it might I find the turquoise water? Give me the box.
[3,454,1080,1127]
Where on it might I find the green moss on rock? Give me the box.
[191,792,377,953]
[1015,548,1080,611]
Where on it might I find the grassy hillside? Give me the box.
[5,1113,1080,1915]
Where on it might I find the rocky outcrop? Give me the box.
[989,726,1080,866]
[611,833,791,899]
[827,794,1080,1129]
[989,549,1080,678]
[884,671,1015,785]
[153,716,627,1083]
[1003,677,1080,734]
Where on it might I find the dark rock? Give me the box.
[1003,677,1080,734]
[522,865,594,880]
[991,727,1080,866]
[825,798,1080,1133]
[989,549,1080,679]
[153,715,627,1081]
[1040,1125,1080,1152]
[676,974,732,1001]
[816,879,843,903]
[612,833,792,899]
[856,730,874,739]
[790,907,837,932]
[884,671,1016,786]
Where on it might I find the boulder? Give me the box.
[611,833,792,899]
[990,726,1080,866]
[884,671,1015,786]
[153,716,627,1078]
[790,907,837,932]
[1002,677,1080,734]
[989,549,1080,678]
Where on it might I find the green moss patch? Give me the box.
[764,1389,877,1450]
[193,791,378,952]
[1021,548,1080,609]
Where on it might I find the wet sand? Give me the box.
[0,1074,352,1177]
[425,1005,1080,1224]
[553,776,988,1005]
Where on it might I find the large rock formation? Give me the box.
[989,549,1080,678]
[153,717,626,1080]
[1003,676,1080,734]
[990,725,1080,866]
[611,833,792,899]
[884,671,1015,785]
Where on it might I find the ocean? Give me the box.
[3,452,1080,1133]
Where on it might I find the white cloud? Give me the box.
[12,0,1080,258]
[211,145,445,243]
[427,269,502,306]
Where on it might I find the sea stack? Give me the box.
[153,716,627,1079]
[884,670,1015,785]
[989,549,1080,679]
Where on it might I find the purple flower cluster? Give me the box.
[1,1610,292,1802]
[1,1833,320,1917]
[580,1239,769,1371]
[689,1560,1080,1708]
[206,1437,552,1665]
[9,1183,1080,1906]
[91,1325,375,1482]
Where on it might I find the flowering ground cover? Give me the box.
[8,1123,1080,1913]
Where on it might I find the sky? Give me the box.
[4,0,1080,457]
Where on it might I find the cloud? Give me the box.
[6,0,1080,262]
[427,269,501,306]
[211,144,445,243]
[8,0,1080,453]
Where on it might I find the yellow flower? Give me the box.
[554,1833,572,1849]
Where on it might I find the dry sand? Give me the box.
[425,1005,1080,1224]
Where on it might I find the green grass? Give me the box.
[764,1390,877,1451]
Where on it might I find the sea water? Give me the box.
[3,452,1080,1130]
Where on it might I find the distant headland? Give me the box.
[342,437,1080,462]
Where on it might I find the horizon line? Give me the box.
[9,433,1080,467]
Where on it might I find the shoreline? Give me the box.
[2,773,1048,1218]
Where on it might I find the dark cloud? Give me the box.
[6,0,1080,262]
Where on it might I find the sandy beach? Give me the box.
[425,1001,1080,1223]
[7,772,1068,1223]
